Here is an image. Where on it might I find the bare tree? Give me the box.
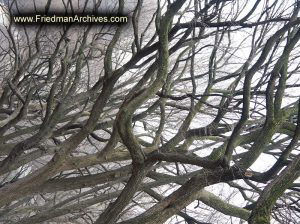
[0,0,300,223]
